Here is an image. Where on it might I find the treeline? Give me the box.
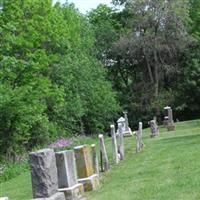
[0,0,119,160]
[1,0,200,161]
[89,0,200,126]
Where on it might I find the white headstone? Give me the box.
[111,125,119,164]
[55,150,78,188]
[118,124,125,160]
[99,134,110,171]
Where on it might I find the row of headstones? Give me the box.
[0,112,132,200]
[149,106,176,138]
[29,145,100,200]
[100,120,145,172]
[1,109,175,200]
[28,112,136,200]
[29,122,132,200]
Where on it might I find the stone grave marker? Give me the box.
[167,107,175,131]
[99,134,110,171]
[0,198,9,200]
[118,123,125,160]
[164,106,175,131]
[139,122,143,150]
[110,124,119,164]
[136,122,143,153]
[117,112,133,137]
[150,120,159,138]
[29,148,65,200]
[74,145,99,192]
[91,144,99,175]
[55,150,84,200]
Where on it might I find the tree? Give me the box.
[0,0,119,160]
[174,0,200,120]
[108,0,191,124]
[88,4,122,63]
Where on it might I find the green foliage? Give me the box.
[0,160,28,182]
[174,0,200,120]
[0,0,119,160]
[88,4,122,62]
[90,0,197,127]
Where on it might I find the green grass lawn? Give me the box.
[1,120,200,200]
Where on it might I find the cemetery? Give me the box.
[1,0,200,200]
[1,110,200,200]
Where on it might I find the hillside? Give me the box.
[1,120,200,200]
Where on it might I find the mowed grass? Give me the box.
[1,120,200,200]
[88,120,200,200]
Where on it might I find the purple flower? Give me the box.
[48,138,73,149]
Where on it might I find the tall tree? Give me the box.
[0,0,119,161]
[109,0,191,123]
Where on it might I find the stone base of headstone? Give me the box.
[167,124,175,131]
[123,128,133,137]
[58,183,84,200]
[32,192,65,200]
[0,197,9,200]
[78,174,99,192]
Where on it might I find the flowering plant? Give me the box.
[48,138,73,150]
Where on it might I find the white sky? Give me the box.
[53,0,113,13]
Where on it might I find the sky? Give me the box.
[53,0,113,13]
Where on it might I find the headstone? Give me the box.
[29,149,65,200]
[117,112,133,137]
[99,134,110,171]
[74,145,94,178]
[136,122,143,153]
[135,130,140,153]
[110,125,119,164]
[139,122,143,150]
[163,116,169,127]
[55,150,84,200]
[164,106,175,131]
[29,149,58,198]
[56,151,77,188]
[91,144,99,175]
[167,108,176,131]
[74,145,99,192]
[118,123,125,160]
[124,111,129,132]
[0,198,9,200]
[150,120,159,138]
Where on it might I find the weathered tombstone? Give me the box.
[118,123,125,160]
[0,198,9,200]
[136,122,143,153]
[164,106,175,131]
[99,134,110,171]
[55,150,84,200]
[150,120,159,138]
[29,149,65,200]
[139,122,143,150]
[163,116,169,127]
[74,145,99,192]
[167,108,176,131]
[135,130,140,153]
[91,144,99,175]
[117,112,133,137]
[110,125,119,164]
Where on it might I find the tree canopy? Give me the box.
[1,0,200,161]
[0,0,119,161]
